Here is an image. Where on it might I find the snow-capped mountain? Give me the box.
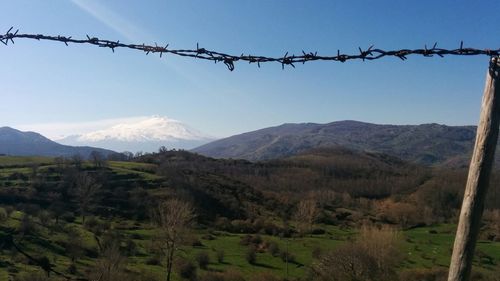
[56,116,215,153]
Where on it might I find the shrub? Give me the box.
[214,217,231,231]
[38,210,52,228]
[231,219,254,233]
[13,270,50,281]
[311,228,326,235]
[191,238,204,247]
[262,221,281,235]
[246,247,257,264]
[251,234,262,245]
[196,251,210,269]
[137,271,161,281]
[145,256,161,266]
[18,214,36,236]
[198,272,224,281]
[199,270,245,281]
[124,239,137,256]
[249,272,281,281]
[61,212,76,223]
[65,228,84,262]
[239,234,252,246]
[175,258,197,280]
[67,263,77,274]
[267,241,280,257]
[240,234,262,246]
[280,251,296,264]
[216,249,225,263]
[310,225,402,281]
[130,233,142,239]
[4,205,14,216]
[222,270,245,281]
[0,207,8,222]
[312,246,323,259]
[83,216,100,231]
[201,234,216,240]
[398,268,447,281]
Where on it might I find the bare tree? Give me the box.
[90,151,107,169]
[356,225,402,275]
[151,199,194,281]
[54,156,67,173]
[71,154,83,169]
[294,199,318,235]
[310,225,402,281]
[90,241,128,281]
[75,172,101,223]
[65,227,85,263]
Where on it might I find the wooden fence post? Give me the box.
[448,57,500,281]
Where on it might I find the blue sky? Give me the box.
[1,0,499,138]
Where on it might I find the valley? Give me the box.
[0,150,498,281]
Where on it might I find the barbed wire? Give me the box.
[1,27,499,71]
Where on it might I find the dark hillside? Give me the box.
[0,126,116,159]
[193,121,494,167]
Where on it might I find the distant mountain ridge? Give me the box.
[57,116,214,153]
[193,120,493,167]
[0,126,116,158]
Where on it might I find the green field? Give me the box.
[0,156,499,280]
[1,213,498,280]
[0,156,54,167]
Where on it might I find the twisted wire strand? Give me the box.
[1,27,499,71]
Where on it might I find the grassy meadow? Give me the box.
[0,155,498,280]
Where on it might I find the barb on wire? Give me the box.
[1,27,499,71]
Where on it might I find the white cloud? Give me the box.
[70,0,151,42]
[16,116,151,140]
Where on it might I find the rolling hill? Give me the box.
[0,126,116,158]
[193,120,493,166]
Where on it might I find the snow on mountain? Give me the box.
[77,116,208,142]
[56,116,215,153]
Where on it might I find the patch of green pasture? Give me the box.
[0,267,9,280]
[180,231,346,279]
[0,167,32,176]
[109,161,156,171]
[403,224,500,272]
[0,156,54,166]
[109,166,162,181]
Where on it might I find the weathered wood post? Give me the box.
[448,56,500,281]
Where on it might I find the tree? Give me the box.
[18,213,36,237]
[310,225,402,281]
[175,258,197,281]
[71,154,83,169]
[65,227,85,263]
[90,241,128,281]
[216,249,225,263]
[196,251,210,269]
[75,172,101,223]
[90,151,107,169]
[151,199,194,281]
[356,225,402,276]
[47,192,64,225]
[294,199,318,235]
[245,246,257,264]
[54,156,67,173]
[0,207,8,223]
